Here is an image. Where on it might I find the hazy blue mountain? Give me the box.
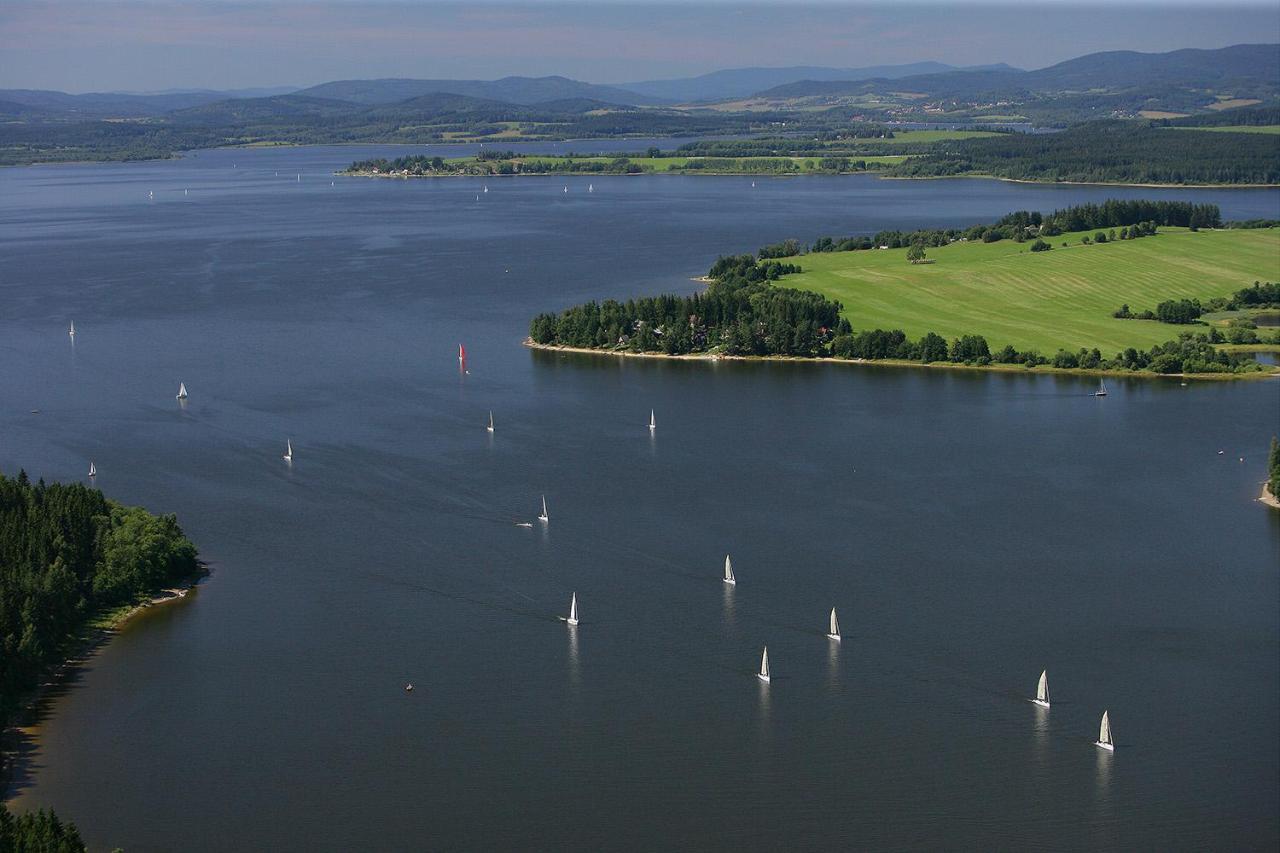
[620,63,1018,102]
[0,87,300,118]
[753,44,1278,101]
[295,75,667,107]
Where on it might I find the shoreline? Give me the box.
[1261,483,1280,510]
[0,564,209,800]
[879,173,1280,190]
[524,339,1280,381]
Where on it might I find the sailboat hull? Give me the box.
[827,633,841,641]
[1032,699,1050,709]
[566,619,578,626]
[757,673,770,683]
[723,578,736,586]
[1094,741,1115,751]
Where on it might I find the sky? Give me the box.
[1,1,1277,93]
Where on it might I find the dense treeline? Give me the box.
[887,121,1280,184]
[0,470,199,723]
[1269,438,1280,501]
[800,201,1213,255]
[1161,105,1280,128]
[529,255,843,357]
[346,152,877,177]
[0,803,86,853]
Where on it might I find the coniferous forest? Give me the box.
[0,471,199,726]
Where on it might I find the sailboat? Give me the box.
[283,439,293,462]
[565,592,579,626]
[68,321,75,338]
[563,186,568,193]
[148,190,154,199]
[723,554,736,586]
[458,344,466,363]
[757,646,771,683]
[297,174,301,182]
[1094,710,1114,751]
[176,382,188,400]
[649,410,656,432]
[538,495,549,523]
[827,608,841,641]
[88,461,96,478]
[1032,670,1050,708]
[483,185,488,193]
[1095,379,1108,397]
[486,411,494,433]
[588,184,594,193]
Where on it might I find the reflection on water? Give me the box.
[722,583,736,632]
[826,637,841,692]
[567,624,580,690]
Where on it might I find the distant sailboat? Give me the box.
[563,186,568,193]
[283,439,293,462]
[88,461,96,478]
[723,554,736,586]
[458,344,466,363]
[751,181,755,188]
[649,409,656,432]
[483,185,489,193]
[588,183,594,193]
[1095,379,1108,397]
[565,592,579,626]
[757,646,771,683]
[297,174,301,182]
[538,495,549,523]
[487,411,494,433]
[148,190,154,199]
[1095,710,1114,751]
[827,608,841,641]
[1032,670,1050,708]
[184,188,188,196]
[176,382,188,400]
[68,320,75,338]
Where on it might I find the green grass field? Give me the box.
[778,228,1280,354]
[877,129,1002,144]
[1168,125,1280,135]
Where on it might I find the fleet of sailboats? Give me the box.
[1095,710,1114,750]
[1033,670,1050,708]
[723,554,736,586]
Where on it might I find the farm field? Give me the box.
[778,227,1280,354]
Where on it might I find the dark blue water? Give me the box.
[2,146,1278,851]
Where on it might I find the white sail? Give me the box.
[539,495,549,523]
[588,184,594,192]
[68,321,75,337]
[483,185,488,193]
[487,411,494,433]
[1036,670,1050,705]
[176,382,187,399]
[283,439,293,461]
[758,646,770,682]
[723,554,736,585]
[1096,710,1113,749]
[88,462,96,477]
[649,409,656,431]
[828,608,841,640]
[566,592,579,626]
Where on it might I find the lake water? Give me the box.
[2,145,1278,851]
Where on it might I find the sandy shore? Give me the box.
[1261,483,1280,510]
[1,566,208,798]
[524,339,1280,381]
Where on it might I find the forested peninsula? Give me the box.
[1,470,201,782]
[528,201,1280,378]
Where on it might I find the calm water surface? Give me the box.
[2,145,1278,851]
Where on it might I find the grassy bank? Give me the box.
[777,227,1280,354]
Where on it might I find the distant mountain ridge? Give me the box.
[294,75,670,107]
[620,63,1018,102]
[755,43,1279,101]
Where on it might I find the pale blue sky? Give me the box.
[2,1,1277,92]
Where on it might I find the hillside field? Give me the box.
[778,228,1280,354]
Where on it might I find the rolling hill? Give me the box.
[294,75,666,107]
